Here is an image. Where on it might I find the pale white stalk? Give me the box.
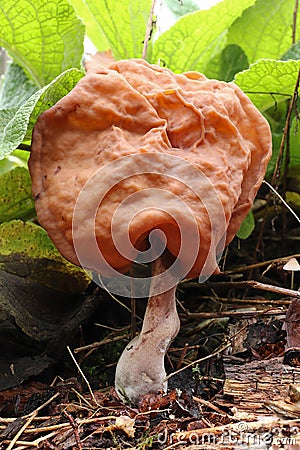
[115,254,180,405]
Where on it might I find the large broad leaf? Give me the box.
[206,44,249,81]
[0,63,37,109]
[69,0,109,51]
[0,109,17,134]
[0,68,84,158]
[228,0,300,64]
[0,63,38,134]
[0,0,85,87]
[151,0,255,73]
[0,167,35,222]
[82,0,152,59]
[234,59,300,112]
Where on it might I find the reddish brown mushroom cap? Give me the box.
[29,59,272,280]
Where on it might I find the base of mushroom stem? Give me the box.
[114,253,180,406]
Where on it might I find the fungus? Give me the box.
[29,59,272,406]
[283,258,300,290]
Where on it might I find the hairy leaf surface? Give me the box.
[0,0,85,86]
[234,59,300,111]
[151,0,255,73]
[82,0,152,59]
[0,68,84,158]
[228,0,300,63]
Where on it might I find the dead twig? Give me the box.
[186,307,286,320]
[223,253,300,275]
[23,392,60,419]
[67,346,99,407]
[187,280,300,299]
[176,342,189,370]
[142,0,157,59]
[6,413,37,450]
[192,396,227,416]
[74,333,129,354]
[165,341,231,381]
[63,410,82,450]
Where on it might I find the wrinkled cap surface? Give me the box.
[29,59,272,280]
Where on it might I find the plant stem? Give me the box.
[142,0,157,60]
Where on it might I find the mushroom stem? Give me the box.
[115,252,180,405]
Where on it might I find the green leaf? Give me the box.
[227,0,300,64]
[286,191,300,209]
[69,0,109,51]
[206,44,249,81]
[82,0,152,59]
[266,131,282,178]
[0,108,17,134]
[282,42,300,61]
[0,63,38,134]
[0,68,84,158]
[0,151,28,175]
[151,0,255,73]
[0,167,35,222]
[0,0,85,87]
[219,44,249,81]
[0,220,90,294]
[266,117,300,179]
[236,210,255,239]
[289,118,300,168]
[234,59,300,112]
[0,63,37,109]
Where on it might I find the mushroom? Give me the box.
[283,258,300,290]
[29,59,272,405]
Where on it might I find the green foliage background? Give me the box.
[0,0,299,277]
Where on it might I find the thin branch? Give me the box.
[244,91,291,98]
[63,410,82,450]
[142,0,157,60]
[165,341,231,381]
[271,69,300,186]
[223,253,300,275]
[6,414,36,450]
[221,280,300,299]
[74,333,129,353]
[184,280,300,299]
[23,392,60,419]
[96,274,142,320]
[67,346,99,407]
[263,179,300,223]
[186,308,286,320]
